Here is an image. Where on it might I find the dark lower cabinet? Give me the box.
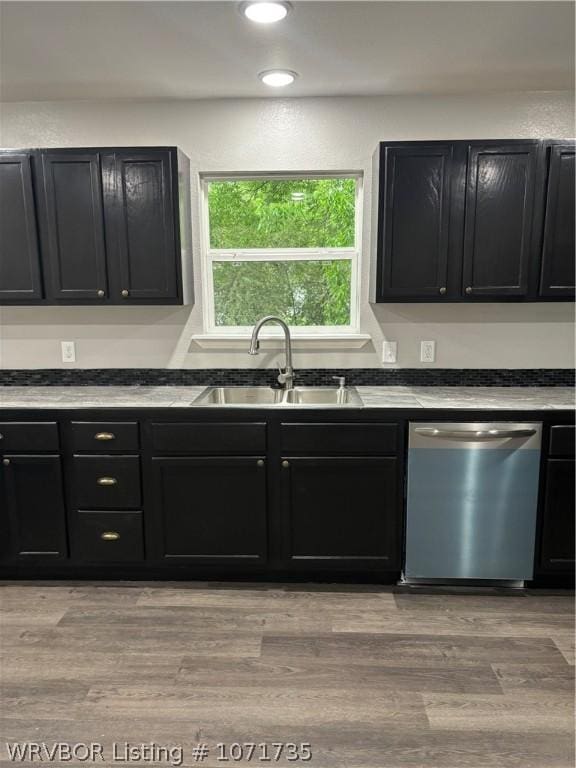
[1,455,67,559]
[0,152,43,301]
[539,458,575,574]
[280,457,399,570]
[150,456,267,563]
[462,141,538,298]
[40,151,109,301]
[539,143,575,298]
[72,511,144,562]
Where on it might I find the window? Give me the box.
[201,174,361,335]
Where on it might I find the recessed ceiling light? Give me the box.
[242,1,290,24]
[259,69,298,87]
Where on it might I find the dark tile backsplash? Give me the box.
[0,368,573,387]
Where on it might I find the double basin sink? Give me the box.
[193,386,363,407]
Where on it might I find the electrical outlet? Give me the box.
[420,340,436,363]
[382,341,397,364]
[61,341,76,363]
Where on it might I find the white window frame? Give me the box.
[199,172,363,337]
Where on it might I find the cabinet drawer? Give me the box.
[70,422,139,452]
[150,422,266,454]
[73,455,141,508]
[280,423,398,454]
[549,426,575,457]
[0,422,59,452]
[72,511,144,562]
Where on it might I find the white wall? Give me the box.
[1,92,574,370]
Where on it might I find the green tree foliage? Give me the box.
[208,178,356,326]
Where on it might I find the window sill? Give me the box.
[191,333,372,350]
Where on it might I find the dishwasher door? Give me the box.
[405,422,542,583]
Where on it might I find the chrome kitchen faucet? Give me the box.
[249,316,294,390]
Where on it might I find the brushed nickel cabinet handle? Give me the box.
[439,287,446,295]
[121,289,129,298]
[3,458,10,466]
[97,289,105,298]
[97,476,118,486]
[0,433,4,440]
[282,460,290,468]
[101,531,120,541]
[465,286,472,295]
[94,432,115,441]
[257,459,265,467]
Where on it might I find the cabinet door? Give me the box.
[539,458,575,573]
[377,144,452,299]
[0,153,43,301]
[1,455,68,559]
[41,152,108,301]
[280,457,399,570]
[539,143,575,298]
[462,142,538,297]
[150,457,267,563]
[110,151,179,302]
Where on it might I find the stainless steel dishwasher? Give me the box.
[404,422,542,586]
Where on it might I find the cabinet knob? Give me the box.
[101,531,120,541]
[465,286,472,295]
[439,287,446,295]
[97,290,105,298]
[121,289,129,298]
[282,460,290,468]
[2,458,10,466]
[97,476,118,486]
[95,432,115,441]
[0,433,3,440]
[256,459,265,467]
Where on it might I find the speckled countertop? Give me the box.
[0,385,573,410]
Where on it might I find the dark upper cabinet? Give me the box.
[149,456,267,563]
[40,151,109,301]
[538,458,575,574]
[0,152,43,301]
[104,150,187,303]
[280,456,400,570]
[1,455,68,559]
[0,146,192,306]
[372,138,573,303]
[539,142,575,298]
[373,144,453,300]
[462,141,538,298]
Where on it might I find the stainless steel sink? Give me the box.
[193,386,283,405]
[192,386,363,407]
[283,387,363,406]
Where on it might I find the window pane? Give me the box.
[213,260,352,327]
[208,178,356,249]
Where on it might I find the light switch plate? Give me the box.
[420,340,436,363]
[61,341,76,363]
[382,341,398,364]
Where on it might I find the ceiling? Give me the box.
[0,1,573,102]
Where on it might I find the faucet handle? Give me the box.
[332,376,346,389]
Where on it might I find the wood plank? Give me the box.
[331,610,574,637]
[82,684,428,727]
[177,656,501,694]
[58,605,334,633]
[261,633,569,667]
[492,663,575,694]
[423,691,574,732]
